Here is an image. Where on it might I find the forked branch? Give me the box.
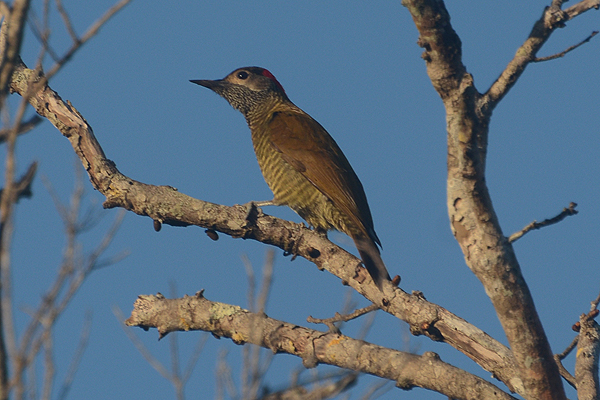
[8,62,525,396]
[126,292,517,400]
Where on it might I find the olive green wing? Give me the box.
[268,111,379,245]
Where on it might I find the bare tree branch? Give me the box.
[259,373,358,400]
[11,175,125,398]
[483,0,599,111]
[0,0,30,101]
[307,304,379,332]
[534,31,599,62]
[44,0,131,80]
[400,0,598,398]
[0,115,42,143]
[555,336,579,388]
[54,0,78,43]
[575,312,600,399]
[56,310,93,400]
[8,61,529,396]
[3,2,596,397]
[115,299,208,400]
[508,202,578,243]
[242,251,275,400]
[126,292,517,400]
[591,290,600,311]
[0,160,36,203]
[0,3,33,397]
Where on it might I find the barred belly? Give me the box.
[251,130,354,235]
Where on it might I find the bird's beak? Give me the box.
[190,79,224,91]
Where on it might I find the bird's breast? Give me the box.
[249,120,340,231]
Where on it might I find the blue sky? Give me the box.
[8,1,600,399]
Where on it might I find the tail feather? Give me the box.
[353,235,391,290]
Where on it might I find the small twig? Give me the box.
[0,161,37,203]
[26,8,60,62]
[259,373,358,400]
[554,354,577,389]
[533,31,599,62]
[241,250,275,400]
[508,202,578,243]
[557,336,579,361]
[554,336,579,388]
[554,291,600,389]
[307,304,379,332]
[44,0,131,80]
[56,310,93,400]
[54,0,79,43]
[113,306,172,380]
[591,289,600,312]
[0,115,42,143]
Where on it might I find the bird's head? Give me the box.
[191,67,287,116]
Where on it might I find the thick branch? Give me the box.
[575,313,600,399]
[0,0,30,100]
[8,62,526,396]
[401,1,588,399]
[126,293,517,400]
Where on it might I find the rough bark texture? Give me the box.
[8,0,600,395]
[126,292,517,400]
[8,61,530,396]
[400,0,598,398]
[575,316,600,400]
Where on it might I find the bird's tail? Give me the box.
[353,235,391,290]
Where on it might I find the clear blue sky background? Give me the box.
[8,1,599,399]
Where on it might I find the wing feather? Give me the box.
[268,111,379,246]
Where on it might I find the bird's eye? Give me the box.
[237,71,249,80]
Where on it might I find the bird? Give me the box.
[191,67,391,290]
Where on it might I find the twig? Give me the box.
[180,334,208,387]
[307,304,379,332]
[54,0,79,43]
[557,336,579,361]
[554,354,577,389]
[591,289,600,311]
[0,115,42,143]
[44,0,131,80]
[56,310,93,400]
[0,161,37,203]
[554,290,600,389]
[11,178,125,392]
[40,315,54,400]
[534,31,599,62]
[508,202,578,243]
[242,250,275,400]
[25,7,59,63]
[554,336,579,388]
[113,306,173,380]
[167,283,183,400]
[260,373,358,400]
[216,349,238,400]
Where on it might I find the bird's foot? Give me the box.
[250,199,276,208]
[241,200,275,222]
[313,226,329,239]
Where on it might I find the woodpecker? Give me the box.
[191,67,391,290]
